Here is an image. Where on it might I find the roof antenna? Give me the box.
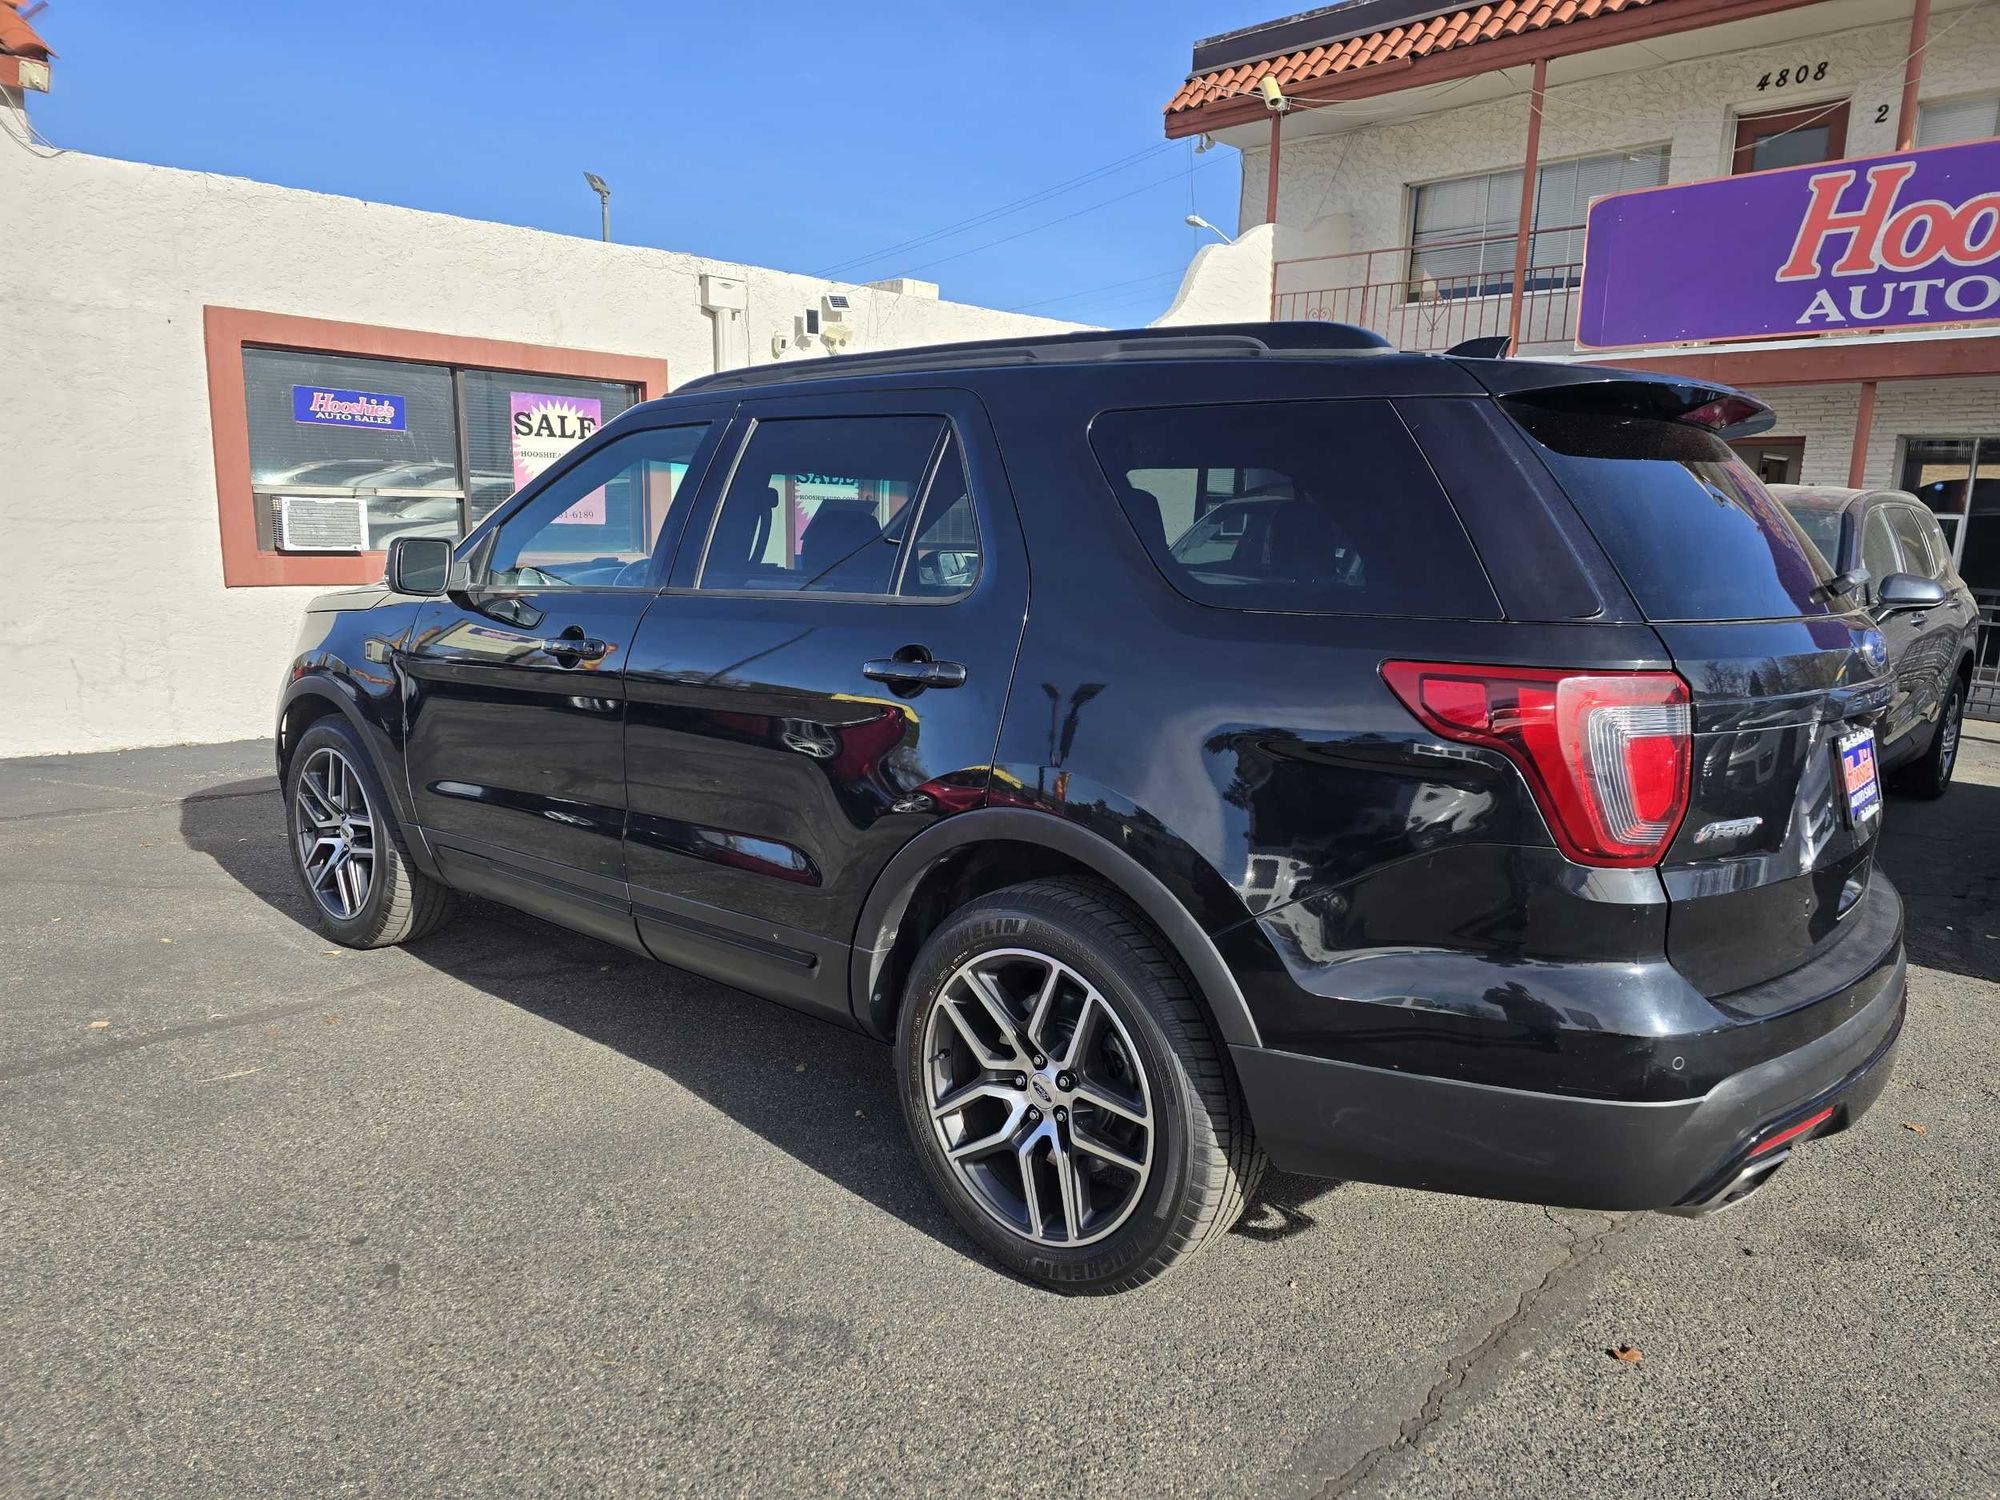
[1445,335,1511,359]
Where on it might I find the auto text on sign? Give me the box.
[1576,136,2000,347]
[291,385,407,430]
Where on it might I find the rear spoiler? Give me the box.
[1457,363,1777,441]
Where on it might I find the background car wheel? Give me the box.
[895,877,1264,1294]
[1894,677,1966,800]
[285,719,451,948]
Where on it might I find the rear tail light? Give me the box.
[1382,661,1692,867]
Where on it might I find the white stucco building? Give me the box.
[0,28,1083,758]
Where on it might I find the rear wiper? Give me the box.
[1815,567,1868,603]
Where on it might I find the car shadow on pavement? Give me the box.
[179,768,1991,1267]
[1873,776,2000,984]
[179,780,1330,1268]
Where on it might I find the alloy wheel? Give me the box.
[922,948,1155,1248]
[1940,689,1963,781]
[293,747,376,920]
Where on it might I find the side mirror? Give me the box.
[387,535,453,596]
[1875,572,1946,613]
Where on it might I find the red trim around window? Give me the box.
[202,306,670,587]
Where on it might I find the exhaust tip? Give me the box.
[1664,1151,1789,1218]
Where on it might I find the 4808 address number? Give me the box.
[1758,61,1829,89]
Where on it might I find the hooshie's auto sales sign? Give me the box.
[291,385,406,429]
[1577,137,2000,347]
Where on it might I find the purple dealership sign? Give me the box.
[1577,137,2000,348]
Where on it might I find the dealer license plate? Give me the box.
[1838,729,1881,826]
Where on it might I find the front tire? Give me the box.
[284,719,451,948]
[895,878,1263,1293]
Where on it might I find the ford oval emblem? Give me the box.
[1860,627,1887,673]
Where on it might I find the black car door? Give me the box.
[1858,501,1926,759]
[621,389,1028,1024]
[1884,499,1975,743]
[399,412,730,949]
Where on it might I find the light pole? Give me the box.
[583,172,611,242]
[1185,213,1235,245]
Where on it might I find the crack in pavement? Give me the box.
[0,783,278,824]
[1309,1207,1635,1499]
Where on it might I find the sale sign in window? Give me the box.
[509,393,604,523]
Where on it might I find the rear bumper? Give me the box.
[1230,936,1905,1212]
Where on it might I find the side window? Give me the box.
[1885,506,1939,579]
[1860,507,1903,587]
[1088,399,1497,619]
[900,439,981,598]
[1913,508,1958,580]
[484,423,708,589]
[701,415,946,595]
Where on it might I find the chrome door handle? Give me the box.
[537,635,609,662]
[863,657,967,689]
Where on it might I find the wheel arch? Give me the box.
[277,675,427,854]
[849,809,1261,1052]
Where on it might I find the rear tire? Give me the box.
[895,877,1264,1293]
[1894,676,1966,800]
[284,718,451,948]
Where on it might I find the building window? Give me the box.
[1917,93,2000,148]
[245,348,637,555]
[1731,101,1849,174]
[1729,436,1805,485]
[1899,435,2000,597]
[205,308,667,587]
[1408,146,1669,299]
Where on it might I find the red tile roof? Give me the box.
[1168,0,1656,115]
[0,0,52,60]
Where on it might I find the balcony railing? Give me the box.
[1272,225,1586,353]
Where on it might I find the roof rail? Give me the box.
[674,321,1393,395]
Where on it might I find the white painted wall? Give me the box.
[1152,223,1276,326]
[0,145,1083,757]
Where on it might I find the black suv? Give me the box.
[277,324,1906,1294]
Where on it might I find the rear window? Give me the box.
[1088,399,1497,619]
[1507,400,1833,622]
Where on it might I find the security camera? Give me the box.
[1258,75,1289,112]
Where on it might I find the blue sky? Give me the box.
[30,1,1278,328]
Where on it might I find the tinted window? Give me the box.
[1911,507,1958,581]
[1885,505,1940,579]
[1088,400,1496,618]
[702,416,945,595]
[901,440,980,598]
[485,424,709,589]
[1861,508,1902,587]
[1507,403,1832,622]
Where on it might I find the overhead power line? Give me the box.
[812,139,1185,280]
[894,154,1226,278]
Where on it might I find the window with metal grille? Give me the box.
[1408,146,1669,301]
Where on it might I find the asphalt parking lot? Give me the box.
[4,730,1998,1499]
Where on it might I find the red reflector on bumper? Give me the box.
[1749,1105,1836,1157]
